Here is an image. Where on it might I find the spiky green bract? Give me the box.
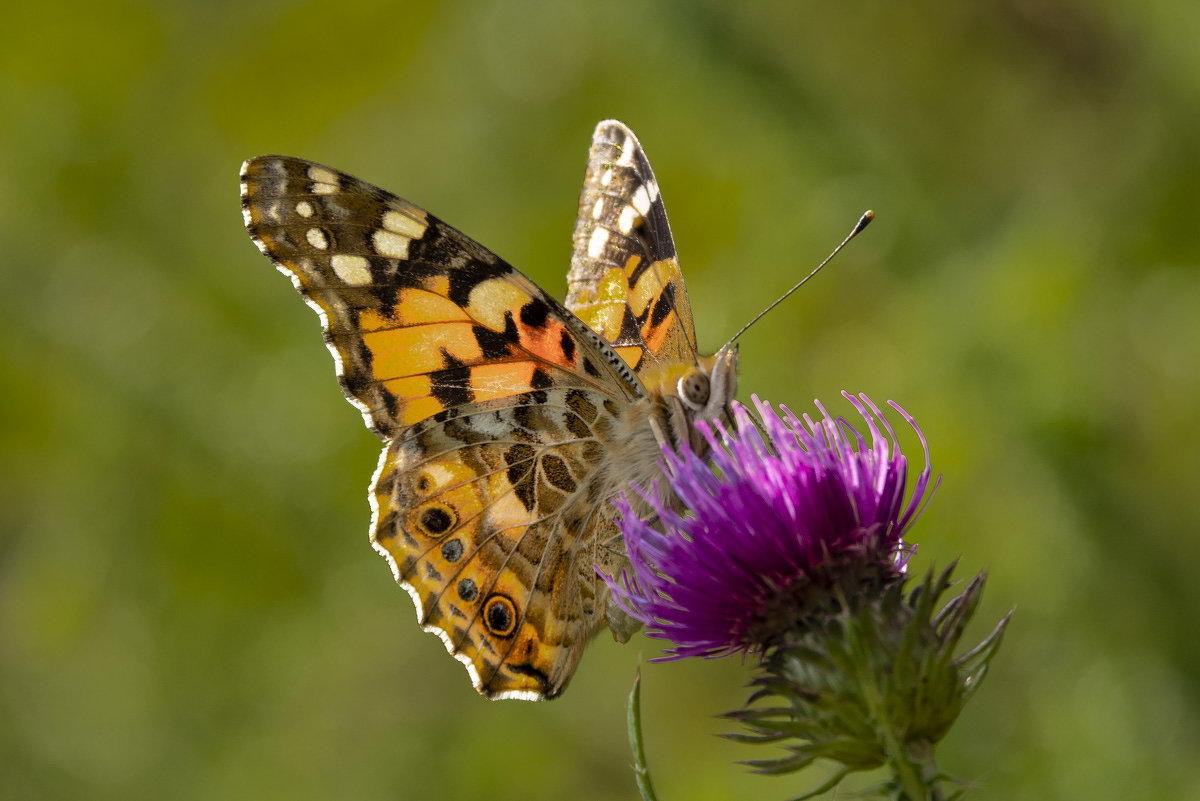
[724,564,1011,801]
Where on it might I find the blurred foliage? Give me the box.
[2,1,1199,799]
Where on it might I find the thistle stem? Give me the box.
[911,741,947,801]
[871,710,947,801]
[862,677,935,800]
[854,629,943,801]
[890,736,945,801]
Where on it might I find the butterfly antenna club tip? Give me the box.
[853,210,874,235]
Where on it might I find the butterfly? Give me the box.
[240,120,737,700]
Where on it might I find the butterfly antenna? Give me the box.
[718,210,874,354]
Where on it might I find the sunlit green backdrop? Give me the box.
[3,2,1199,799]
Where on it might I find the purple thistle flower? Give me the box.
[605,393,935,660]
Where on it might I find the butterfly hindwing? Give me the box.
[566,120,700,374]
[369,388,632,699]
[240,156,640,439]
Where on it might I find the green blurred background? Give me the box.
[3,1,1199,799]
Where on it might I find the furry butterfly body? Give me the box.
[240,121,736,700]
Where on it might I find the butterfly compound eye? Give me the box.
[678,371,711,410]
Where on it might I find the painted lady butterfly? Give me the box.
[240,121,737,700]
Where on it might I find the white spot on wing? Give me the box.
[601,169,613,186]
[617,204,638,235]
[616,135,635,166]
[373,229,411,259]
[591,198,605,219]
[587,226,609,258]
[306,228,328,249]
[307,166,340,195]
[331,254,373,285]
[382,210,427,239]
[307,165,339,185]
[631,185,651,216]
[296,200,314,218]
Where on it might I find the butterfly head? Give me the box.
[638,346,739,456]
[680,345,739,424]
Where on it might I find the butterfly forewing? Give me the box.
[566,120,699,373]
[241,156,640,439]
